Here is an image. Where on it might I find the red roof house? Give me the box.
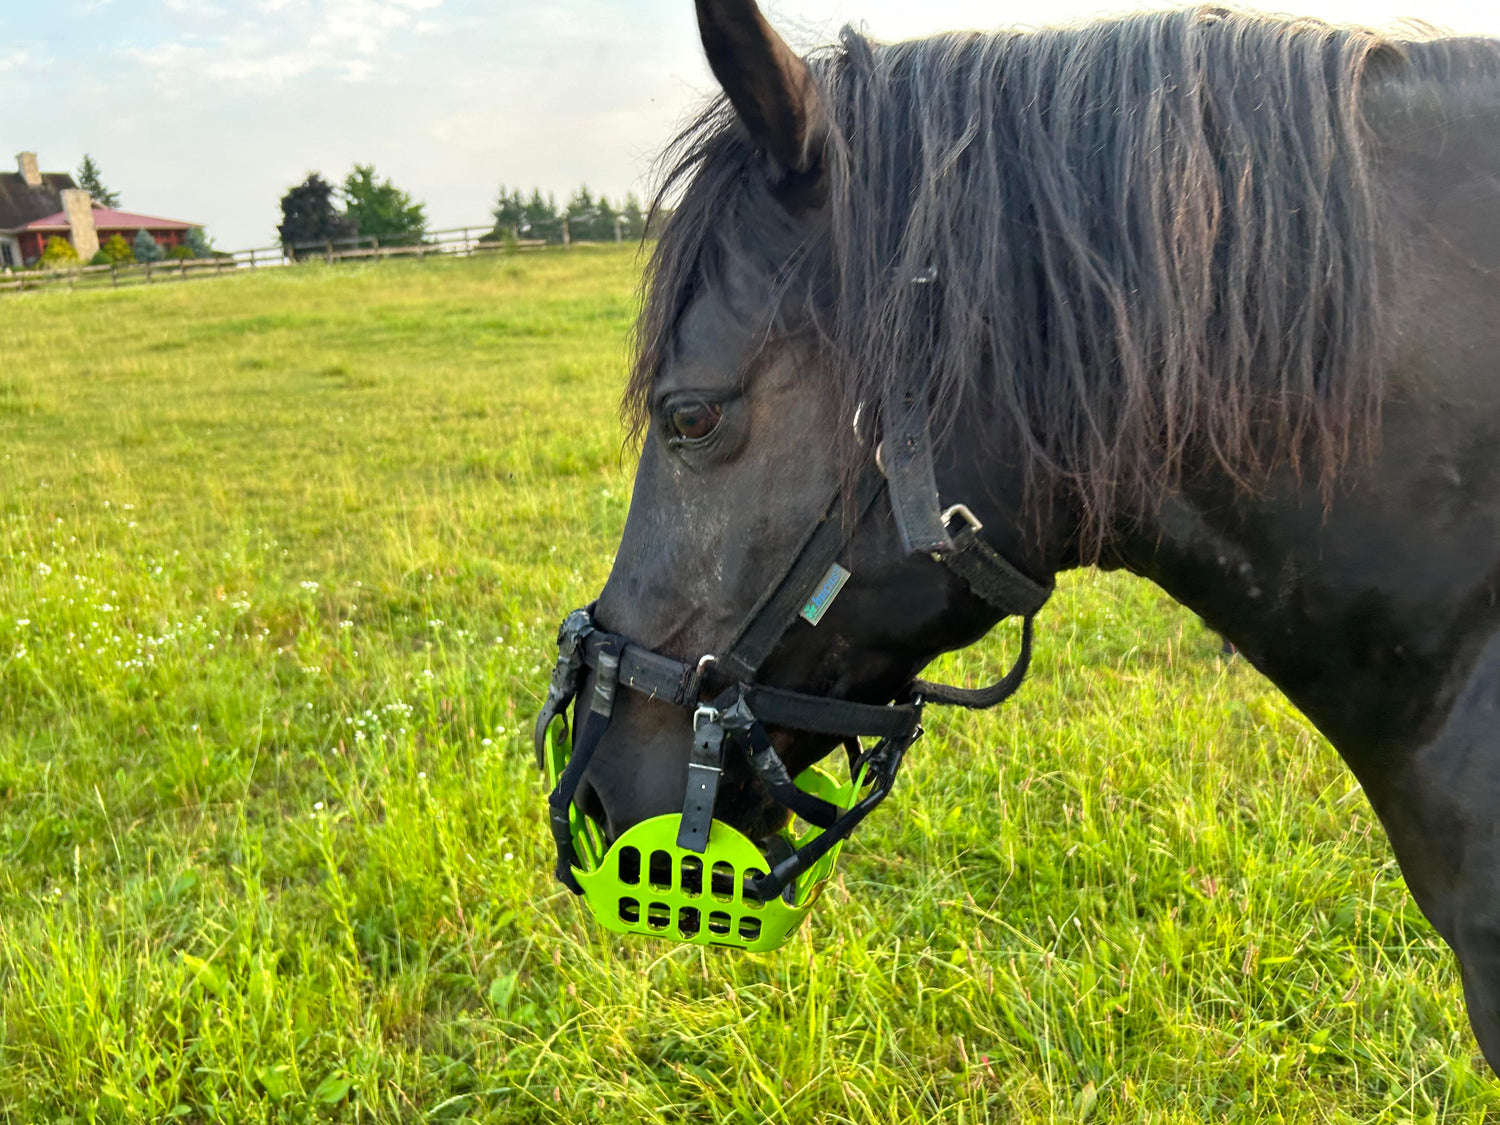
[0,151,202,266]
[15,206,200,262]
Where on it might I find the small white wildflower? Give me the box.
[481,738,492,746]
[417,771,426,779]
[313,801,324,810]
[504,852,514,861]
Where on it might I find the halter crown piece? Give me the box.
[532,268,1054,951]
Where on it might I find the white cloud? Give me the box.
[120,0,446,88]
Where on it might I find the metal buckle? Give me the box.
[693,703,720,731]
[940,503,983,534]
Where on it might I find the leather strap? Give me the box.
[941,524,1052,618]
[884,394,952,556]
[580,631,922,741]
[723,694,841,830]
[913,613,1035,709]
[720,466,886,681]
[676,711,726,853]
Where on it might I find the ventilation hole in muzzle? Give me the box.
[707,910,732,936]
[618,897,640,924]
[646,902,671,930]
[678,906,701,937]
[617,846,641,886]
[738,917,761,941]
[679,855,703,896]
[648,850,673,891]
[710,862,735,902]
[741,869,767,909]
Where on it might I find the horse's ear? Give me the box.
[695,0,828,188]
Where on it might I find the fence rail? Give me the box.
[0,223,634,297]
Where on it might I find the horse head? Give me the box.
[534,0,1065,945]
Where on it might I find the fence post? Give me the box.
[146,261,154,284]
[614,216,624,243]
[561,215,570,247]
[111,264,118,288]
[325,240,333,264]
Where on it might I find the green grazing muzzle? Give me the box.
[541,716,867,952]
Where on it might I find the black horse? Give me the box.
[564,0,1500,1067]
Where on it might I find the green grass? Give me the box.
[0,246,1492,1122]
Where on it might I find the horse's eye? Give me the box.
[668,399,723,443]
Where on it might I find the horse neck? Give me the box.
[1103,443,1500,791]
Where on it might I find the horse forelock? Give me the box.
[628,6,1488,552]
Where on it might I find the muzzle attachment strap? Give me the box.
[676,705,727,853]
[731,696,840,831]
[545,633,623,893]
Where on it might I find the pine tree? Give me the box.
[620,193,645,241]
[132,229,163,263]
[186,229,212,258]
[488,185,528,240]
[523,189,561,242]
[75,155,120,208]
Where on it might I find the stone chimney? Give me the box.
[16,152,41,187]
[59,189,99,260]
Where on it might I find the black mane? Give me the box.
[629,7,1488,545]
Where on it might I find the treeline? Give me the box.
[486,185,661,244]
[276,165,662,255]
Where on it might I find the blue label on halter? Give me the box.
[800,563,851,627]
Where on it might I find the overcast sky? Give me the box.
[3,0,1497,249]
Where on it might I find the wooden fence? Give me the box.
[0,222,631,297]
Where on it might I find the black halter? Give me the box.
[534,381,1054,906]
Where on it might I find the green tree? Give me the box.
[340,164,426,244]
[75,154,120,208]
[132,229,163,263]
[100,233,134,263]
[277,173,355,256]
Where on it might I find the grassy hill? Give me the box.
[0,247,1490,1121]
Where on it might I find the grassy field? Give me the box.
[0,246,1493,1122]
